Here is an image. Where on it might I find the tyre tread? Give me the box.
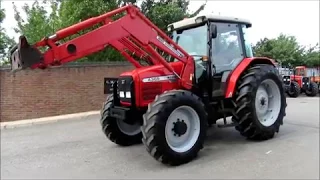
[306,82,318,97]
[100,94,142,146]
[141,90,207,166]
[232,64,286,140]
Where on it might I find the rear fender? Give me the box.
[224,57,275,98]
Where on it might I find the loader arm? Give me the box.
[10,4,195,89]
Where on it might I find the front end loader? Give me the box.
[9,4,287,166]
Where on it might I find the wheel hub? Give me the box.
[172,119,187,137]
[256,89,269,115]
[260,97,267,106]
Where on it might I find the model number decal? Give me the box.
[142,75,177,83]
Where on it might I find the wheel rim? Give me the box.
[165,106,201,153]
[116,119,141,136]
[255,79,282,127]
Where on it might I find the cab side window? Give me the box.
[211,23,244,73]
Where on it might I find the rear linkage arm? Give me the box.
[9,4,195,89]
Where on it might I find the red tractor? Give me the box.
[274,61,301,97]
[10,5,287,166]
[281,67,301,98]
[295,66,319,96]
[283,66,318,97]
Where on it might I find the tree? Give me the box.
[253,34,306,67]
[13,0,60,45]
[140,0,207,32]
[57,0,122,62]
[0,0,16,65]
[302,43,320,67]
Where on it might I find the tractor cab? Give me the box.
[295,66,306,76]
[168,15,253,97]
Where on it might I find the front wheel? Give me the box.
[287,81,300,98]
[232,64,287,140]
[100,94,142,146]
[141,90,207,166]
[305,82,318,97]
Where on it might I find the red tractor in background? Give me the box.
[295,66,319,95]
[282,66,318,97]
[9,5,287,166]
[281,66,301,98]
[274,61,300,97]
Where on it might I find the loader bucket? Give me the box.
[10,35,43,71]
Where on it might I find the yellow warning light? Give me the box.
[202,56,208,61]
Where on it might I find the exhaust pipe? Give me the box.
[9,35,43,71]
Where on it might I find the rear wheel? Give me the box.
[232,64,286,140]
[141,90,207,166]
[305,82,318,97]
[287,81,300,98]
[100,94,142,146]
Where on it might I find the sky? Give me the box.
[1,0,320,47]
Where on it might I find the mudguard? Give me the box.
[224,57,275,98]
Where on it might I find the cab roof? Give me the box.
[169,14,252,30]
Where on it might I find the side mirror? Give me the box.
[209,24,217,39]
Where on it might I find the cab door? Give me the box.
[210,22,246,97]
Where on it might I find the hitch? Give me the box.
[10,36,43,71]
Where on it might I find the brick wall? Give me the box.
[0,62,133,122]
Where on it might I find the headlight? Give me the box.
[125,91,131,98]
[119,91,131,98]
[119,91,125,98]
